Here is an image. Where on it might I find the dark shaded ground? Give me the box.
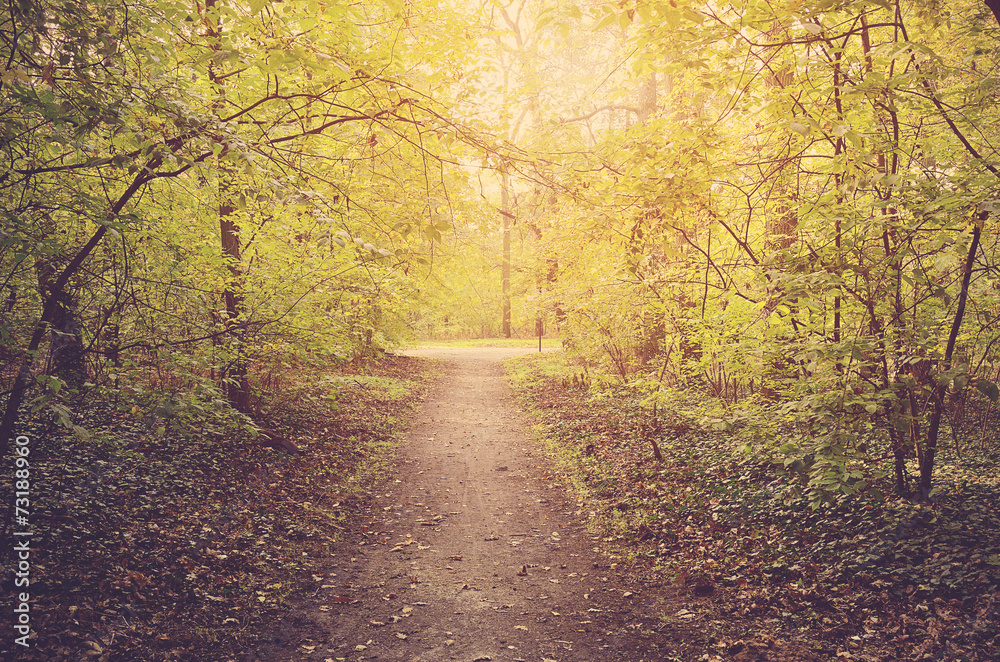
[1,356,432,661]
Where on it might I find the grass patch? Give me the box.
[407,337,563,349]
[322,374,417,401]
[506,351,572,382]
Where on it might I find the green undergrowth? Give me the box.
[320,373,419,403]
[1,355,437,661]
[505,352,1000,661]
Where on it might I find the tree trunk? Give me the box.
[501,167,512,339]
[206,0,252,415]
[36,259,87,391]
[919,220,982,499]
[219,193,251,414]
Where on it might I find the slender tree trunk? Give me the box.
[206,0,251,413]
[920,219,982,499]
[637,72,656,123]
[501,167,512,339]
[219,187,251,413]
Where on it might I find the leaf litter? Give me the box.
[508,352,1000,662]
[0,356,433,661]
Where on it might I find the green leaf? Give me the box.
[248,0,268,15]
[595,11,618,31]
[789,121,810,136]
[976,378,999,403]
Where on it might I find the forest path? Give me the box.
[261,348,683,662]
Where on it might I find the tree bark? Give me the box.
[206,0,252,414]
[501,166,512,339]
[36,259,87,391]
[920,219,982,499]
[985,0,1000,25]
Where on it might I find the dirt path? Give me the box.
[261,348,684,662]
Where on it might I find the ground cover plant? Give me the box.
[507,352,1000,661]
[0,355,435,661]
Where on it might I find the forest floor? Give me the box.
[3,347,998,661]
[503,352,1000,662]
[1,354,435,661]
[256,345,700,662]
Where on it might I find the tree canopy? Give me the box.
[4,0,1000,501]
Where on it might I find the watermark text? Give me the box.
[12,434,32,647]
